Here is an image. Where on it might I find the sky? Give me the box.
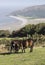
[0,0,45,8]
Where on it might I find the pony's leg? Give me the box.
[24,49,25,53]
[14,49,17,53]
[10,46,12,53]
[22,47,23,53]
[22,48,25,53]
[14,49,18,53]
[30,46,33,52]
[14,47,18,53]
[22,47,25,53]
[23,47,25,53]
[21,47,25,53]
[21,48,23,53]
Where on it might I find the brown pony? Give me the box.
[19,38,34,53]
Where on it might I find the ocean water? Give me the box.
[0,7,22,30]
[0,8,18,24]
[0,15,19,25]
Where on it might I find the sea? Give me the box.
[0,7,21,30]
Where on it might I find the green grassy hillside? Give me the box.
[0,47,45,65]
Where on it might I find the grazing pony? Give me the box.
[10,40,19,53]
[20,38,34,53]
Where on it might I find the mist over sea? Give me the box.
[0,7,22,30]
[0,7,18,23]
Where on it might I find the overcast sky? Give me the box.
[0,0,45,8]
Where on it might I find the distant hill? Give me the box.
[11,5,45,18]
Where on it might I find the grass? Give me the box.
[0,37,28,41]
[0,47,45,65]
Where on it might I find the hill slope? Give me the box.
[11,5,45,18]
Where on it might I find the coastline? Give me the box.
[9,15,28,26]
[9,15,45,25]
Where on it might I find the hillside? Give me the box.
[11,5,45,18]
